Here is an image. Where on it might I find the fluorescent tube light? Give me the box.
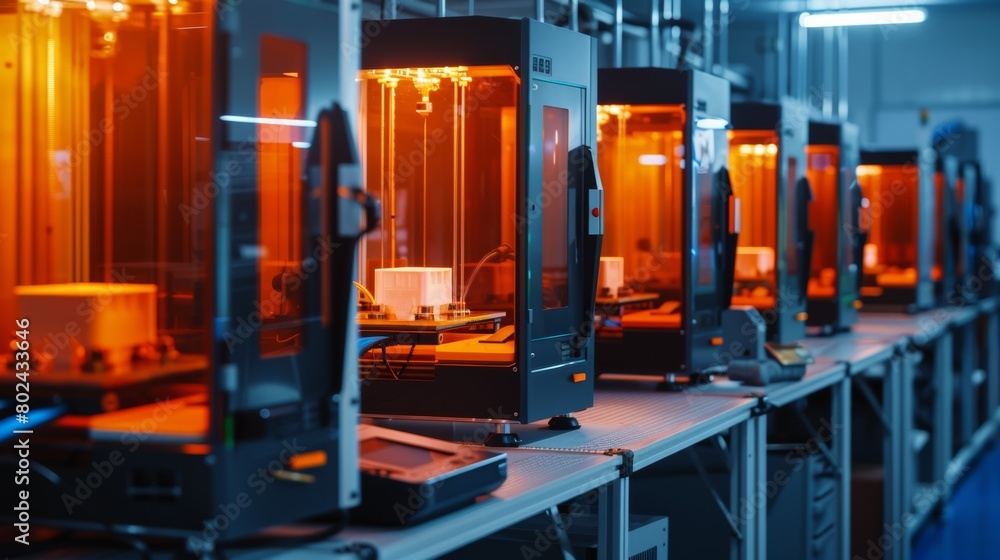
[799,8,926,28]
[219,115,318,127]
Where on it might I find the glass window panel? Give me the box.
[357,66,519,323]
[806,145,840,298]
[857,164,922,286]
[596,105,685,305]
[728,130,779,302]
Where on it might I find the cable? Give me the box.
[353,281,376,305]
[396,344,417,377]
[378,346,398,380]
[461,243,514,303]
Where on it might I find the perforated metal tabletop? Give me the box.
[515,381,755,470]
[800,332,899,374]
[677,360,849,407]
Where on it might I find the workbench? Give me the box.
[31,298,1000,560]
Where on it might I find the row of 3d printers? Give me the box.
[352,17,997,450]
[1,10,994,552]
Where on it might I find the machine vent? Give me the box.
[531,55,552,76]
[630,547,658,560]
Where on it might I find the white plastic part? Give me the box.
[598,256,625,296]
[863,243,878,270]
[735,247,775,280]
[374,267,453,320]
[15,283,157,371]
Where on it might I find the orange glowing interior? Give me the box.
[728,130,780,309]
[857,164,939,287]
[596,104,685,327]
[356,65,519,324]
[257,36,308,357]
[806,145,841,299]
[1,1,214,440]
[933,170,947,282]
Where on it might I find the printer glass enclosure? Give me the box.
[727,101,812,344]
[355,16,602,426]
[805,121,861,333]
[1,0,360,539]
[596,104,685,307]
[594,68,735,378]
[856,150,937,311]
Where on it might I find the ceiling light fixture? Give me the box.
[799,8,927,28]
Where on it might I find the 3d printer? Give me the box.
[805,120,864,333]
[714,101,815,384]
[1,0,368,548]
[353,17,603,446]
[727,101,813,343]
[594,68,737,384]
[934,123,993,301]
[856,149,942,312]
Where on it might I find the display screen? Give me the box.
[361,437,455,469]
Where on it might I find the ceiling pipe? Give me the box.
[650,0,662,67]
[718,0,729,69]
[703,0,714,73]
[614,0,623,67]
[837,25,848,119]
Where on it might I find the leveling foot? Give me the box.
[548,414,581,431]
[484,423,522,447]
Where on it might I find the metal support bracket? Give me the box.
[604,448,634,478]
[747,393,773,416]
